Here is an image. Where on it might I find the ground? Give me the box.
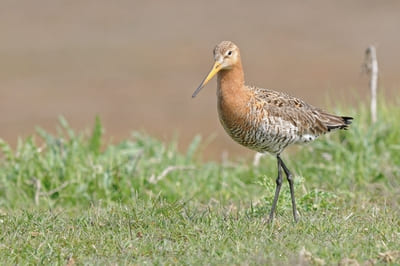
[0,102,399,264]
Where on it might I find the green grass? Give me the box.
[0,101,399,265]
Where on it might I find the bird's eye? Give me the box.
[227,50,232,56]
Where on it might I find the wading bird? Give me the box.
[192,41,352,222]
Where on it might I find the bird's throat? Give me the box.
[217,61,245,99]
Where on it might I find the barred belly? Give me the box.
[219,113,300,155]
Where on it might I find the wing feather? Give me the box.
[250,86,351,137]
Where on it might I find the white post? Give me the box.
[364,46,379,123]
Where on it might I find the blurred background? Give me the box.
[1,0,399,160]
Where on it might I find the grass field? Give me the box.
[0,100,399,265]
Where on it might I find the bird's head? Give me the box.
[192,41,240,98]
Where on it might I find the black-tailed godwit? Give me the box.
[192,41,353,222]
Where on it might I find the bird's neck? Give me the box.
[216,60,250,126]
[217,60,245,97]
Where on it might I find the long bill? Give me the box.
[192,61,222,98]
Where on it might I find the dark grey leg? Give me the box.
[268,155,283,222]
[279,156,298,222]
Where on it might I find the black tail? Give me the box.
[327,116,353,131]
[342,116,353,125]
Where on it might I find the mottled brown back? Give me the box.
[252,87,352,135]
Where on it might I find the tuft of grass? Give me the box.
[0,100,399,264]
[88,115,103,156]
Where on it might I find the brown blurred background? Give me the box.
[1,1,399,160]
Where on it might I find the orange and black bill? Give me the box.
[192,61,222,98]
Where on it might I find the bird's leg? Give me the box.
[278,156,298,222]
[268,155,283,222]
